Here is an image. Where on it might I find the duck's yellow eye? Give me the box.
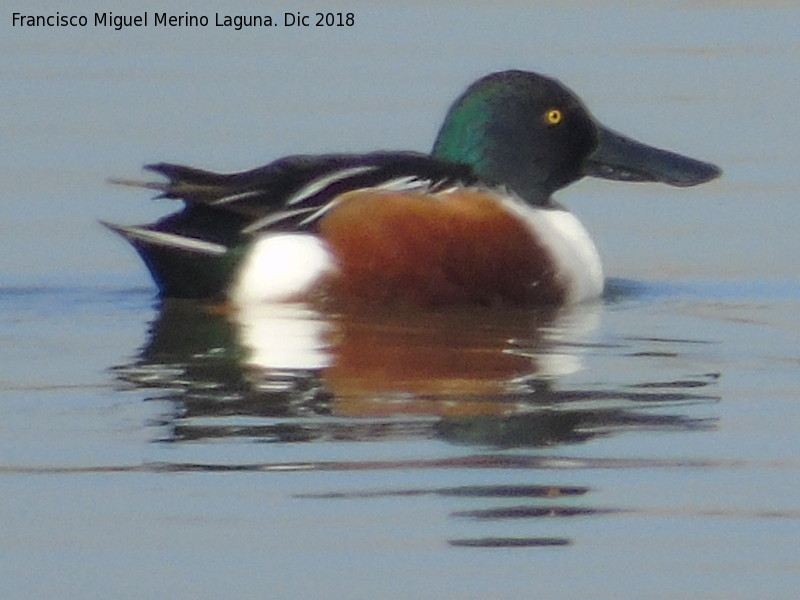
[544,108,563,125]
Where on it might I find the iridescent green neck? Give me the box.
[431,71,596,205]
[430,76,548,201]
[431,86,494,171]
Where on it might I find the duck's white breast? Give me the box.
[501,199,604,304]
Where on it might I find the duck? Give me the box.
[105,70,720,308]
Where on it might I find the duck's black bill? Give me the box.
[583,126,721,187]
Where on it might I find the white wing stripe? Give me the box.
[113,225,228,255]
[285,166,377,206]
[242,207,317,234]
[213,190,264,206]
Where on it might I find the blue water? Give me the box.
[3,2,800,599]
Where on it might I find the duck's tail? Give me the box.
[102,221,237,299]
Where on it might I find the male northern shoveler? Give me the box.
[106,70,720,308]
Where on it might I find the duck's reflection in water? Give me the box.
[116,299,719,548]
[118,299,716,446]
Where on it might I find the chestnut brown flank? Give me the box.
[317,189,566,307]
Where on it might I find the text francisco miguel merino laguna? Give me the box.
[12,11,355,30]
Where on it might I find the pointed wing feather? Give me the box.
[107,152,478,299]
[130,152,477,228]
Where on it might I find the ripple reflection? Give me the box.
[111,298,722,547]
[114,299,720,447]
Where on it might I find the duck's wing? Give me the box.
[106,152,476,299]
[113,151,476,237]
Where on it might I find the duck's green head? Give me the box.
[432,70,721,205]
